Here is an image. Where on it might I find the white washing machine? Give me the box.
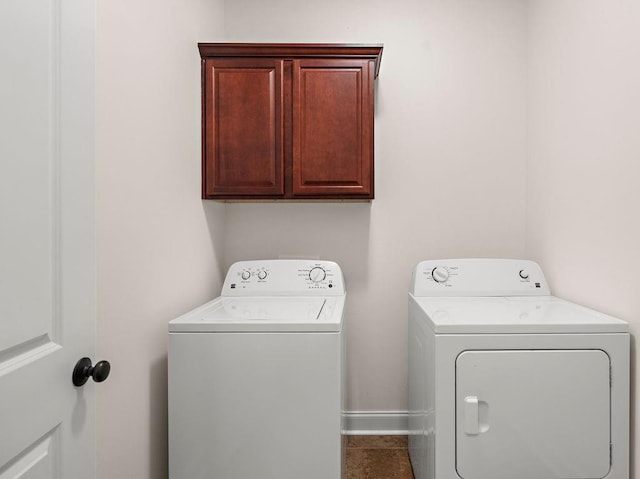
[408,258,629,479]
[169,259,346,479]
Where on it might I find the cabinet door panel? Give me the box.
[292,59,373,197]
[203,59,284,197]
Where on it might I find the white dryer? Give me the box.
[408,258,629,479]
[169,259,346,479]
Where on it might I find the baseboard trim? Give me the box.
[344,411,408,435]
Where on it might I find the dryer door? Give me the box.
[456,349,610,479]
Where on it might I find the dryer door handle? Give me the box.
[464,396,479,435]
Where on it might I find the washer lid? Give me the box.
[169,296,344,332]
[411,295,628,334]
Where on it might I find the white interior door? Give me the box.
[0,0,96,477]
[456,349,611,479]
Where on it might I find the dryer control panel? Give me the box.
[410,258,549,297]
[222,259,345,296]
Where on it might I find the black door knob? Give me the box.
[72,357,111,387]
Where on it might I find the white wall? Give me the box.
[526,0,640,473]
[223,0,528,413]
[95,0,225,477]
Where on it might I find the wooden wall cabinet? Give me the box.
[198,43,383,200]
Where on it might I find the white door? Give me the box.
[0,0,97,477]
[456,349,611,479]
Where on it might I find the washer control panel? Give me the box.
[222,259,345,296]
[410,259,550,297]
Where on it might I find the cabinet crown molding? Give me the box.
[198,43,383,78]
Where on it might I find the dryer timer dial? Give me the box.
[432,266,449,283]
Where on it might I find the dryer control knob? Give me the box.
[519,269,529,280]
[309,267,326,283]
[432,267,449,283]
[257,270,268,280]
[241,270,251,280]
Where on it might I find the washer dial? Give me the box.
[241,270,251,280]
[257,270,268,280]
[309,267,327,283]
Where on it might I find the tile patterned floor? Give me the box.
[346,435,414,479]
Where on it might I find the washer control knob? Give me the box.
[257,270,268,280]
[309,267,326,283]
[241,270,251,280]
[432,267,449,283]
[519,269,529,280]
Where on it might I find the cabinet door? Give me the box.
[456,350,611,479]
[292,59,374,198]
[203,58,284,197]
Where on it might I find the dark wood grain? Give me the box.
[199,44,382,200]
[198,43,383,78]
[203,58,284,197]
[292,59,373,197]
